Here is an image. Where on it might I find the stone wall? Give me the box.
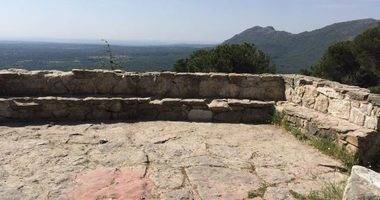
[280,74,380,165]
[0,69,379,165]
[0,69,285,101]
[283,74,379,131]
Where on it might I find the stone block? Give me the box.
[113,74,139,95]
[372,106,380,117]
[0,99,10,112]
[208,100,230,112]
[317,87,343,99]
[345,143,359,155]
[368,94,380,106]
[213,111,242,123]
[160,98,182,106]
[359,103,373,115]
[188,109,213,121]
[199,74,228,98]
[346,90,369,101]
[345,130,369,148]
[314,94,329,113]
[301,85,318,108]
[180,99,208,109]
[349,107,365,126]
[364,116,379,130]
[328,99,351,119]
[343,166,380,200]
[0,99,12,118]
[170,73,201,98]
[284,86,294,102]
[227,99,273,108]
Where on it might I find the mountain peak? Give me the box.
[248,26,276,32]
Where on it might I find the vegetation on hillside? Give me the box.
[173,43,275,73]
[224,19,378,73]
[304,23,380,92]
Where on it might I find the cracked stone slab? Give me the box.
[0,121,348,199]
[185,166,262,199]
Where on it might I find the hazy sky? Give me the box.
[0,0,379,44]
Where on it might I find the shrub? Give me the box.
[173,43,275,74]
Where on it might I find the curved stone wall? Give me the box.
[283,75,379,131]
[279,74,380,166]
[0,69,379,165]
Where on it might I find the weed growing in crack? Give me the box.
[271,112,359,171]
[283,122,308,141]
[310,137,359,170]
[248,182,269,199]
[290,181,346,200]
[269,109,282,125]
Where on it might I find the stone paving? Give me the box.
[0,121,347,200]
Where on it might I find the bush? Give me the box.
[173,43,275,74]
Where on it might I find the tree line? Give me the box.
[173,23,379,93]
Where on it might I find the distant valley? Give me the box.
[0,19,378,73]
[0,41,210,72]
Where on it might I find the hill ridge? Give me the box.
[224,18,379,73]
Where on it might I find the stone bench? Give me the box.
[0,97,275,123]
[0,69,379,167]
[276,101,379,166]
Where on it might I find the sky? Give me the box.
[0,0,379,44]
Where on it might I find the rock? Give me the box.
[345,130,370,148]
[160,98,182,106]
[328,99,351,119]
[208,99,230,112]
[227,99,274,108]
[180,99,207,107]
[365,116,379,130]
[346,90,369,101]
[349,107,366,126]
[317,87,343,99]
[301,85,318,108]
[360,103,373,115]
[343,166,380,200]
[199,74,228,98]
[369,94,380,106]
[314,94,329,113]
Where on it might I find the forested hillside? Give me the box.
[224,19,379,73]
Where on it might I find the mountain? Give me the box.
[224,19,379,73]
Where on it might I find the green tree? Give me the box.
[173,43,275,74]
[307,23,380,91]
